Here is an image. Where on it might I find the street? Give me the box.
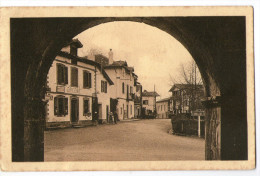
[44,119,205,161]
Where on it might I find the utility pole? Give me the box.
[154,84,156,113]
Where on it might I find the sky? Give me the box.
[75,21,194,99]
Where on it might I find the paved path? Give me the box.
[44,119,205,161]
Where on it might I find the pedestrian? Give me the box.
[114,110,118,124]
[110,112,114,124]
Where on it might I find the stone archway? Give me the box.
[11,17,247,161]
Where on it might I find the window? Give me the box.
[161,105,162,111]
[143,100,148,105]
[130,105,132,115]
[83,71,92,88]
[101,80,107,93]
[122,82,125,94]
[71,67,78,87]
[70,46,77,56]
[130,86,133,94]
[57,64,68,85]
[83,98,90,115]
[121,107,122,114]
[54,96,68,116]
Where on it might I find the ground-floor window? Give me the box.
[83,98,90,115]
[54,96,68,116]
[130,105,132,115]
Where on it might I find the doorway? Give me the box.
[71,97,79,123]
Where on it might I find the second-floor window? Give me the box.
[71,67,78,87]
[101,80,107,93]
[83,71,92,88]
[122,82,125,94]
[143,100,148,105]
[57,63,68,85]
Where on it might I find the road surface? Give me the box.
[44,119,205,161]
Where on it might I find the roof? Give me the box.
[142,90,160,97]
[58,51,114,85]
[169,84,204,92]
[156,97,172,103]
[65,38,83,48]
[104,60,135,74]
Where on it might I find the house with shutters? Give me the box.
[104,60,136,120]
[87,49,142,120]
[142,90,160,115]
[45,39,114,128]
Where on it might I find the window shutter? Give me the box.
[104,81,107,93]
[89,73,92,88]
[54,97,58,115]
[75,69,78,86]
[83,71,87,88]
[64,66,68,84]
[64,97,68,115]
[57,64,62,84]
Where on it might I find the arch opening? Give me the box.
[11,17,247,161]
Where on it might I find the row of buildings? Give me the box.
[156,84,205,119]
[44,39,159,128]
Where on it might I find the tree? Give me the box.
[169,60,204,112]
[169,60,202,86]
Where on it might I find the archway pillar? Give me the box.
[23,97,45,161]
[203,96,221,160]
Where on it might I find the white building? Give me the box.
[142,90,160,115]
[134,83,142,118]
[104,61,136,120]
[156,97,173,119]
[45,39,114,128]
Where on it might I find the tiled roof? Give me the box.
[169,84,204,92]
[104,60,135,74]
[58,51,114,85]
[156,97,172,103]
[142,90,160,97]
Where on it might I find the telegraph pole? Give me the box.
[154,84,156,113]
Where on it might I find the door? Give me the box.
[71,98,79,123]
[106,105,109,123]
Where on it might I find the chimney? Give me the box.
[108,49,114,65]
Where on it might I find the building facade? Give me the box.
[156,97,173,119]
[104,61,136,120]
[134,83,142,118]
[45,39,114,128]
[169,84,204,115]
[142,90,160,115]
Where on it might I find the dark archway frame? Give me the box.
[11,17,247,161]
